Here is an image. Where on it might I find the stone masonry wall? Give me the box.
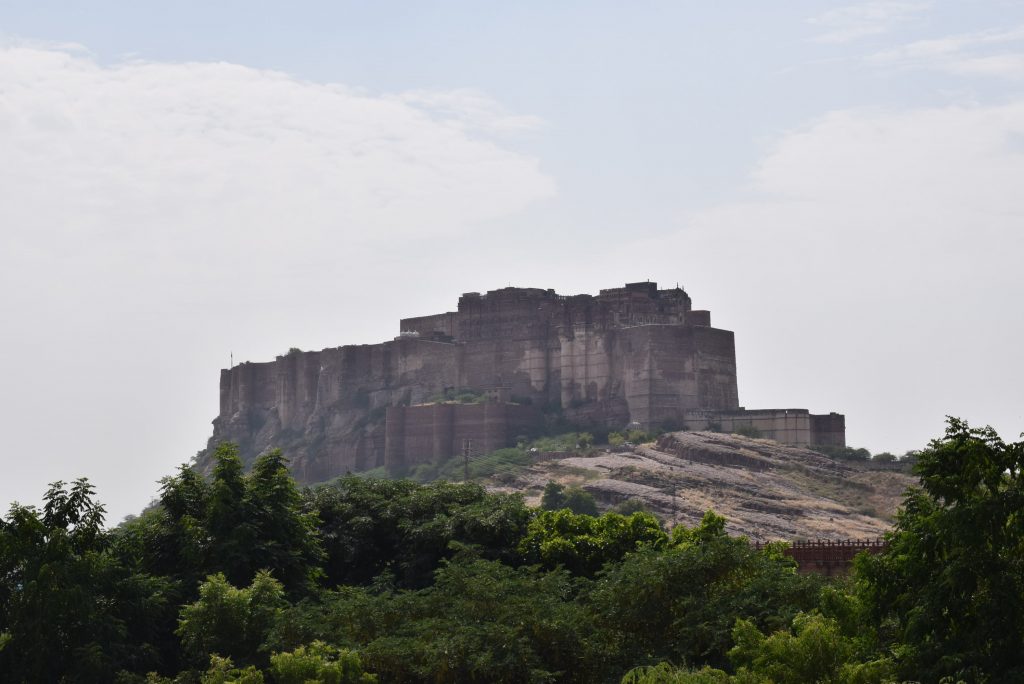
[383,402,539,471]
[201,282,838,481]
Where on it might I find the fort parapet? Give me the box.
[757,539,887,576]
[201,282,845,480]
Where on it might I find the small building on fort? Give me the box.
[202,282,844,481]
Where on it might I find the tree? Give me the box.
[243,449,324,595]
[563,487,599,516]
[0,479,170,682]
[540,481,567,510]
[728,613,892,684]
[269,641,377,683]
[590,512,821,670]
[267,554,612,684]
[519,509,666,576]
[122,445,323,599]
[306,477,531,589]
[201,655,266,683]
[177,571,286,670]
[856,417,1024,682]
[206,443,258,587]
[620,663,739,683]
[540,481,598,515]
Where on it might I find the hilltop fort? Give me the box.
[201,282,844,481]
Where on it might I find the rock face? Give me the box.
[498,432,915,542]
[199,283,844,481]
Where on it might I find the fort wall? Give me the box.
[383,402,539,471]
[681,408,847,448]
[202,281,843,481]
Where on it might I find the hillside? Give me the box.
[486,431,916,541]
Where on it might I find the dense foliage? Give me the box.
[1,418,1021,682]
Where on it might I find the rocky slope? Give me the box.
[488,431,916,541]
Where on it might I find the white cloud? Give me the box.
[869,24,1024,78]
[397,88,547,134]
[640,102,1024,454]
[0,46,555,267]
[807,1,931,44]
[0,44,555,520]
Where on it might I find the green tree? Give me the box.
[728,613,892,684]
[177,571,287,670]
[590,512,821,670]
[540,480,567,510]
[856,417,1024,682]
[201,654,266,683]
[621,663,740,683]
[306,477,531,589]
[267,554,611,684]
[519,509,666,576]
[563,486,599,516]
[540,481,598,515]
[206,443,258,587]
[243,449,324,594]
[0,479,171,682]
[120,445,322,600]
[269,641,377,683]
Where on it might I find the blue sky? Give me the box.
[2,1,1024,520]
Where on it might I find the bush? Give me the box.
[540,481,598,515]
[626,429,652,444]
[530,433,581,452]
[810,445,871,461]
[612,498,653,517]
[733,425,763,439]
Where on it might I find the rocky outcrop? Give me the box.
[493,432,914,541]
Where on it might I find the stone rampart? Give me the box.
[763,539,887,576]
[383,402,539,471]
[201,281,842,481]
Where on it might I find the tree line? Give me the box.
[1,418,1022,682]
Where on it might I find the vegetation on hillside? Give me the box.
[0,418,1021,682]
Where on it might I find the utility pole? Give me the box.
[463,439,472,481]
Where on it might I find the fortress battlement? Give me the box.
[402,281,700,342]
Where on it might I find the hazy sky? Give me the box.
[2,1,1022,522]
